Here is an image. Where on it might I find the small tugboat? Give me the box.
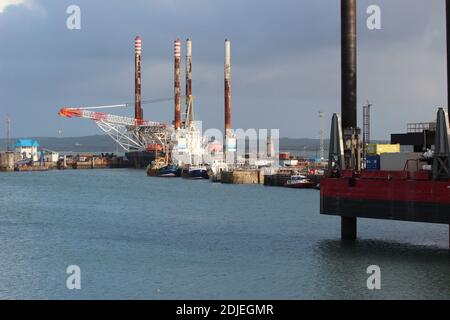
[284,174,316,189]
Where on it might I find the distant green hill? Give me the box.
[0,135,389,154]
[0,135,118,153]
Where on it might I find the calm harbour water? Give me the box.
[0,169,449,300]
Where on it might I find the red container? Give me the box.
[146,144,163,152]
[279,152,291,160]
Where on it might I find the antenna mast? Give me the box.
[6,117,11,152]
[319,111,324,161]
[363,101,372,163]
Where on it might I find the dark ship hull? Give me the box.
[125,151,159,169]
[321,170,450,224]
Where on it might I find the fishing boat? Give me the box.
[156,164,180,177]
[284,175,316,189]
[187,166,209,179]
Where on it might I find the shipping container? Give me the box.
[281,159,298,167]
[380,152,425,172]
[365,155,380,170]
[146,144,163,152]
[367,144,401,155]
[279,152,291,160]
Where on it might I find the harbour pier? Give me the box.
[221,169,264,185]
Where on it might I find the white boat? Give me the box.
[188,166,209,179]
[284,174,316,189]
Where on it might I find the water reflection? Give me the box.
[312,239,450,299]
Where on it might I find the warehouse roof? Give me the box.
[14,139,40,148]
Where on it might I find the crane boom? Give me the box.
[58,107,167,128]
[57,96,181,127]
[57,97,180,152]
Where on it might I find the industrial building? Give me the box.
[14,139,40,162]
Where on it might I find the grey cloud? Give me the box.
[0,0,448,139]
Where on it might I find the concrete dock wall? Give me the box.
[0,152,15,172]
[221,169,264,185]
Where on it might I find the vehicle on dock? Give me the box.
[284,174,316,189]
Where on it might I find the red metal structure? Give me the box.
[174,39,182,129]
[58,36,179,152]
[321,170,450,224]
[135,36,143,121]
[185,39,193,123]
[224,39,232,139]
[58,106,165,128]
[320,0,450,246]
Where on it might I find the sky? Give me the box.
[0,0,447,139]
